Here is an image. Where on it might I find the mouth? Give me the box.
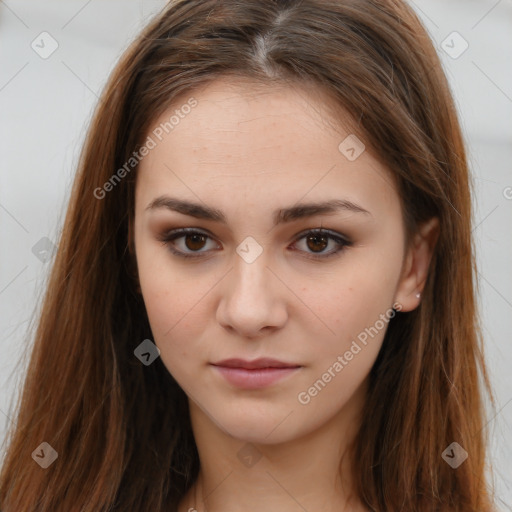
[210,357,302,370]
[210,358,302,389]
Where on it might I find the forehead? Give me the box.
[135,77,399,219]
[147,77,355,160]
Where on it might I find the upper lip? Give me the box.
[211,358,301,369]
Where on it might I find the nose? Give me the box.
[216,251,288,339]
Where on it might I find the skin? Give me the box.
[132,77,439,512]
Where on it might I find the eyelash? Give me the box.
[157,227,352,261]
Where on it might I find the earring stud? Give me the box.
[415,292,421,299]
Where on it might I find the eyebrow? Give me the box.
[145,195,372,225]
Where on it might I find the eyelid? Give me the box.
[157,227,221,258]
[157,227,351,260]
[290,228,351,260]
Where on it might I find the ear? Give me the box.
[394,217,439,312]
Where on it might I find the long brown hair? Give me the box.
[0,0,498,510]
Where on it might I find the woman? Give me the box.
[0,0,498,510]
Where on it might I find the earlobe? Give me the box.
[394,217,440,312]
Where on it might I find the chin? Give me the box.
[218,412,305,445]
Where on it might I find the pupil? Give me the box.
[307,234,327,252]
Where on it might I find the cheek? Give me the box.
[295,282,395,418]
[296,253,401,386]
[138,275,210,384]
[309,262,399,338]
[135,244,209,348]
[304,289,391,373]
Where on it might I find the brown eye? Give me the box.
[184,233,208,251]
[292,228,351,260]
[158,227,351,261]
[158,228,220,259]
[305,233,329,253]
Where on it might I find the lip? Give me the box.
[210,358,302,390]
[211,358,300,369]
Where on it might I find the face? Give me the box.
[133,77,414,444]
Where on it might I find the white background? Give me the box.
[1,0,511,509]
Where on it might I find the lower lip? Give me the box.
[211,365,301,389]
